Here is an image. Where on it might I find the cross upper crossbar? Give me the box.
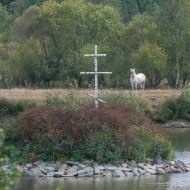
[84,54,107,57]
[80,72,112,74]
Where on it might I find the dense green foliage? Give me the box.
[153,89,190,123]
[0,98,36,117]
[0,0,190,88]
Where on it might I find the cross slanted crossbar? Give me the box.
[80,45,112,108]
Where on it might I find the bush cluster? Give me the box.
[5,104,174,163]
[45,91,87,110]
[0,98,35,117]
[102,91,151,116]
[153,89,190,123]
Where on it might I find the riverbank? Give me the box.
[15,158,190,178]
[161,120,190,128]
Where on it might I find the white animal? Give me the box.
[130,68,146,92]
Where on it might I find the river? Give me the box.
[16,128,190,190]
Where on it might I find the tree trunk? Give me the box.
[175,52,180,89]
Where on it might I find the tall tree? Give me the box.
[13,0,125,87]
[132,42,167,88]
[156,0,190,88]
[120,15,162,87]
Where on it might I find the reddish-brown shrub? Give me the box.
[15,105,156,144]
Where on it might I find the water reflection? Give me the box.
[164,128,190,151]
[16,128,190,190]
[16,175,172,190]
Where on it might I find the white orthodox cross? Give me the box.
[80,45,112,108]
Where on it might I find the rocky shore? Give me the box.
[14,159,190,178]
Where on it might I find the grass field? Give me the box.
[0,88,182,105]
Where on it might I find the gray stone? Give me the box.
[156,159,162,165]
[84,166,94,172]
[76,164,86,170]
[65,161,78,166]
[112,170,125,177]
[168,161,175,166]
[137,163,144,169]
[54,172,63,177]
[28,171,36,177]
[119,167,132,172]
[64,171,77,177]
[66,167,77,174]
[125,171,134,177]
[175,161,185,172]
[157,168,165,174]
[41,169,48,175]
[165,166,174,173]
[129,160,137,168]
[185,166,190,172]
[174,168,183,173]
[131,168,139,176]
[46,172,55,177]
[15,165,27,173]
[148,164,157,170]
[143,166,157,174]
[94,167,101,174]
[146,168,157,175]
[121,163,128,168]
[77,170,87,175]
[105,166,118,172]
[138,168,146,175]
[54,161,62,171]
[98,165,105,170]
[86,171,94,177]
[156,164,165,169]
[26,163,33,170]
[72,165,79,170]
[104,171,112,177]
[38,162,47,169]
[58,167,66,174]
[143,164,156,170]
[30,167,42,174]
[144,172,151,176]
[46,166,55,173]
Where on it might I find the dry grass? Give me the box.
[0,88,181,105]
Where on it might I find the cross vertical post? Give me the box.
[80,45,112,108]
[94,45,98,108]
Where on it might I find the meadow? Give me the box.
[0,88,181,105]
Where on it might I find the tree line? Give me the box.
[0,0,190,89]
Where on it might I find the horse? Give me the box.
[130,68,146,92]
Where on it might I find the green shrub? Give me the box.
[45,91,90,110]
[155,89,190,122]
[102,91,151,116]
[149,136,174,160]
[126,125,174,162]
[79,125,122,163]
[0,98,35,117]
[7,141,71,163]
